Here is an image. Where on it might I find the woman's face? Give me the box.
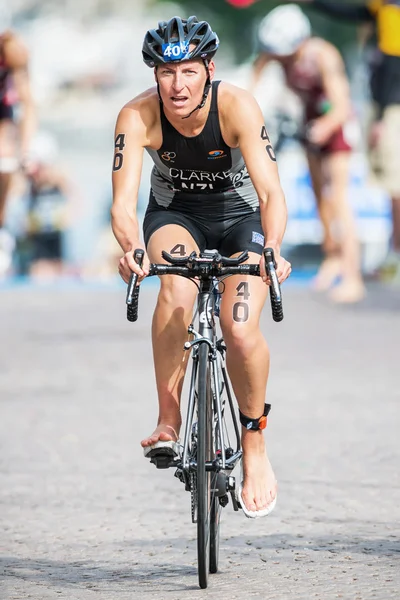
[155,59,214,117]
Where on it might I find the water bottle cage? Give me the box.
[239,403,271,431]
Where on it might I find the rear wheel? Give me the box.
[196,343,213,589]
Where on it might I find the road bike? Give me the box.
[125,247,283,589]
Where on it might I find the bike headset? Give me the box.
[142,16,219,119]
[257,4,311,56]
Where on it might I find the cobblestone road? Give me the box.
[1,283,399,599]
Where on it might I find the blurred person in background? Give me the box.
[250,4,365,303]
[112,16,292,518]
[82,199,124,281]
[0,9,36,276]
[288,0,400,282]
[21,132,79,281]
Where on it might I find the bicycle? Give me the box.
[125,247,284,589]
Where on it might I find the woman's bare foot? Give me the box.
[141,423,180,448]
[240,429,277,512]
[312,256,342,292]
[329,278,366,304]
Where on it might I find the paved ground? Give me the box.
[1,281,400,599]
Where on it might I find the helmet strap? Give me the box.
[182,60,211,120]
[156,80,163,104]
[154,67,163,104]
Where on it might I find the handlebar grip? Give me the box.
[126,249,145,323]
[161,250,184,264]
[161,250,198,265]
[220,250,248,266]
[263,248,284,323]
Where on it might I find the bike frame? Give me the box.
[180,278,242,492]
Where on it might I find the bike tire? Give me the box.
[197,342,212,589]
[209,494,221,573]
[210,359,223,574]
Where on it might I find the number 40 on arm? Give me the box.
[113,133,126,171]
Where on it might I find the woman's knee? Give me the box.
[220,319,262,354]
[157,276,196,312]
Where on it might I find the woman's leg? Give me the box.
[219,252,276,513]
[306,150,342,290]
[0,119,18,227]
[0,119,18,274]
[323,151,365,302]
[141,224,199,447]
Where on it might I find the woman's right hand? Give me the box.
[118,248,150,284]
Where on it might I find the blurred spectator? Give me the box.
[250,4,365,303]
[0,10,36,276]
[19,131,80,280]
[290,0,400,282]
[82,200,123,281]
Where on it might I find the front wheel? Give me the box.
[209,495,221,573]
[196,343,212,589]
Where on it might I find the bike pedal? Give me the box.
[150,455,174,469]
[145,445,179,469]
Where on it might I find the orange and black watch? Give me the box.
[239,403,271,431]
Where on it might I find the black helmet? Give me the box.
[142,16,219,68]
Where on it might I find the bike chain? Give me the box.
[190,472,197,524]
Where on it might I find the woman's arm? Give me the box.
[248,53,272,94]
[111,103,150,281]
[226,87,290,282]
[111,105,146,253]
[307,41,352,146]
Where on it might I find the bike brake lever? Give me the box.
[263,247,277,270]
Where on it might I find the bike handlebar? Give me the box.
[125,248,144,322]
[126,248,284,323]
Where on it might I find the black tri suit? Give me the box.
[143,81,266,256]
